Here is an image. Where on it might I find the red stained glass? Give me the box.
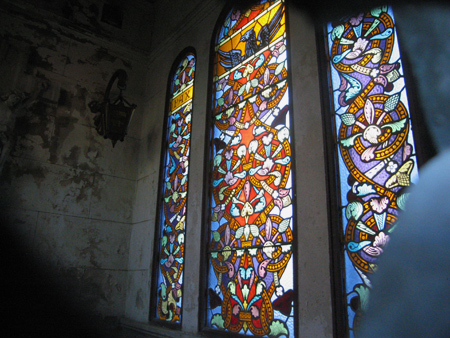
[206,1,295,336]
[153,52,196,324]
[324,7,419,337]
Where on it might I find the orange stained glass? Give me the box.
[324,6,419,337]
[206,1,295,337]
[153,51,196,325]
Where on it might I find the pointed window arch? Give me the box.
[151,49,196,326]
[205,1,296,336]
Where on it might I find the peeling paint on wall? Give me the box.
[1,157,48,187]
[49,116,77,163]
[27,47,55,72]
[0,0,144,328]
[78,47,116,65]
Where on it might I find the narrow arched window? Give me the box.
[323,7,422,337]
[151,49,196,326]
[205,1,296,336]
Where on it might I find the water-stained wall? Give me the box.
[0,0,152,334]
[0,1,335,337]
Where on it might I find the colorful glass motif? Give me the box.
[154,52,195,323]
[207,1,295,336]
[325,7,419,337]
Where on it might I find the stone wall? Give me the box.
[0,0,150,334]
[0,1,336,337]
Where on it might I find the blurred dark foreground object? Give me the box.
[0,222,123,338]
[358,148,450,337]
[358,3,450,337]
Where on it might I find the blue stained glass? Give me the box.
[153,52,196,324]
[325,7,419,335]
[206,1,296,337]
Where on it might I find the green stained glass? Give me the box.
[206,1,295,336]
[153,51,196,324]
[324,7,419,337]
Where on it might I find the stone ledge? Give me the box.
[120,318,202,338]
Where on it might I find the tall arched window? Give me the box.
[151,49,196,326]
[323,7,421,337]
[205,1,296,336]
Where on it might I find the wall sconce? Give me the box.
[89,69,136,147]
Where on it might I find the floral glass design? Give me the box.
[206,1,295,336]
[325,7,419,337]
[154,52,195,324]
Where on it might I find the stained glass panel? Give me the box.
[153,52,196,324]
[325,7,419,337]
[206,1,295,336]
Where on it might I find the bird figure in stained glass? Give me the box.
[218,5,284,71]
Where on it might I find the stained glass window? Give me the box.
[206,1,296,336]
[324,7,419,337]
[152,50,196,324]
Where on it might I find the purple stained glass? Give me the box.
[153,52,195,324]
[206,1,296,337]
[325,6,419,337]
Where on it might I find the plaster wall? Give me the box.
[0,0,335,336]
[0,0,150,330]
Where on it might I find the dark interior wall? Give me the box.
[0,0,155,53]
[0,0,152,335]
